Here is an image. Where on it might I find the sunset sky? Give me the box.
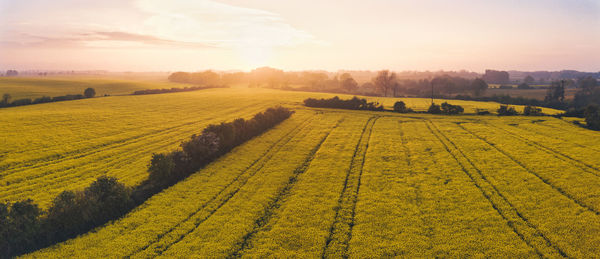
[0,0,598,72]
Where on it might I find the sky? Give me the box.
[0,0,599,72]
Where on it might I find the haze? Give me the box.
[0,0,599,72]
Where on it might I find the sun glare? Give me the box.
[237,46,272,70]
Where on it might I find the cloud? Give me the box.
[0,0,322,49]
[0,31,215,49]
[84,31,216,48]
[134,0,323,48]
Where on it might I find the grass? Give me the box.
[3,80,597,257]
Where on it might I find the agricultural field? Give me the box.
[0,87,564,208]
[0,76,185,99]
[484,87,578,101]
[2,85,595,257]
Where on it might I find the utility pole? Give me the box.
[431,80,434,104]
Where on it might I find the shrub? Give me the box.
[585,105,600,130]
[33,96,52,104]
[132,86,227,95]
[11,98,32,106]
[84,88,96,98]
[560,107,586,118]
[83,176,133,226]
[1,199,41,256]
[440,102,464,115]
[51,94,84,102]
[476,109,491,115]
[304,96,383,111]
[523,105,543,116]
[393,101,413,113]
[497,105,519,116]
[427,103,441,114]
[148,153,176,185]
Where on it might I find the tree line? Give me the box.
[304,96,383,111]
[0,106,293,257]
[0,88,96,108]
[166,69,598,113]
[302,96,467,115]
[302,96,563,119]
[132,85,227,95]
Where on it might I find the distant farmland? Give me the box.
[0,77,185,99]
[0,85,594,257]
[485,87,578,101]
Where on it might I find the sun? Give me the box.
[236,46,272,70]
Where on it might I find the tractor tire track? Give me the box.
[229,118,343,258]
[125,116,314,258]
[456,123,600,216]
[425,120,567,258]
[321,116,378,259]
[481,122,600,175]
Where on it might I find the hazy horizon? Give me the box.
[1,0,599,72]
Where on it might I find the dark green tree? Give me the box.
[427,103,441,114]
[470,78,488,96]
[585,105,600,130]
[2,93,11,105]
[84,88,96,98]
[393,101,409,113]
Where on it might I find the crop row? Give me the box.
[0,97,266,168]
[349,117,540,257]
[0,104,272,207]
[24,111,335,257]
[431,119,600,257]
[237,115,375,258]
[154,114,350,258]
[22,109,600,257]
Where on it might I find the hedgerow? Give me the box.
[0,106,293,257]
[304,96,384,111]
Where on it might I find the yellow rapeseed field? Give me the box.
[2,84,597,257]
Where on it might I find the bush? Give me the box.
[497,105,519,116]
[1,199,41,256]
[523,105,543,116]
[585,105,600,130]
[0,92,90,109]
[11,98,32,106]
[304,96,383,111]
[393,101,413,113]
[476,109,491,115]
[148,153,176,185]
[427,103,441,114]
[84,177,133,225]
[440,102,464,115]
[51,94,85,102]
[33,96,52,104]
[132,85,227,95]
[560,107,586,118]
[84,88,96,98]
